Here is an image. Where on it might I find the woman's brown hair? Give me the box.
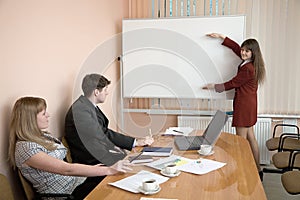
[241,39,266,84]
[8,97,56,168]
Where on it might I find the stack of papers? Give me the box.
[163,127,193,136]
[109,170,169,193]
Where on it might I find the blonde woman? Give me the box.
[8,96,133,199]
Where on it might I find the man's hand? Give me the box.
[136,136,154,146]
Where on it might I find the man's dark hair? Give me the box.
[81,74,111,96]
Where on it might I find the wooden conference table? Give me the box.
[85,132,267,200]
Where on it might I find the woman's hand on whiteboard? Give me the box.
[202,84,215,90]
[206,33,226,40]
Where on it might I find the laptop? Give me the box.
[174,110,229,150]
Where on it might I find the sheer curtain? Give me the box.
[250,0,300,115]
[128,0,300,115]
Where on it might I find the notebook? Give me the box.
[174,110,229,150]
[141,147,173,156]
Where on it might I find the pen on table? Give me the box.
[129,152,143,163]
[173,129,184,134]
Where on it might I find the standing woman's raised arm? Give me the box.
[206,33,226,39]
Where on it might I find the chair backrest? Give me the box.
[61,136,72,163]
[291,151,300,169]
[272,124,299,138]
[18,170,35,200]
[0,173,14,200]
[266,124,300,151]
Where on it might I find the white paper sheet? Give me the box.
[146,155,226,175]
[109,170,169,193]
[163,127,193,136]
[178,158,226,175]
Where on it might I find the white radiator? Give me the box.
[178,116,271,164]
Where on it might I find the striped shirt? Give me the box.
[15,134,86,194]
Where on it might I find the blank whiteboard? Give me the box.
[122,16,245,99]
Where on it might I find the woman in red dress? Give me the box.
[203,33,266,180]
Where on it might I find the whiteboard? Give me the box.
[122,16,245,99]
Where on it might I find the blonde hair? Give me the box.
[8,97,56,168]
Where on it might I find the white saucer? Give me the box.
[160,169,181,177]
[198,150,214,156]
[138,185,161,195]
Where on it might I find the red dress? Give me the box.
[215,37,258,127]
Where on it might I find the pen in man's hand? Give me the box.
[149,128,152,137]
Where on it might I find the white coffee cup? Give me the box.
[200,144,213,155]
[165,163,177,174]
[142,179,158,191]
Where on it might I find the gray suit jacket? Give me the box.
[64,95,135,166]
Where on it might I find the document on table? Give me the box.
[178,158,227,175]
[109,170,169,193]
[147,155,226,175]
[163,127,193,136]
[146,155,190,170]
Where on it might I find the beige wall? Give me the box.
[0,0,129,198]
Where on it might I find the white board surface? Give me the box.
[122,16,245,99]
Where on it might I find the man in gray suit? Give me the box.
[65,74,153,166]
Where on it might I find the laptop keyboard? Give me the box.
[186,137,203,146]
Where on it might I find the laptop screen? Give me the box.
[202,110,229,145]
